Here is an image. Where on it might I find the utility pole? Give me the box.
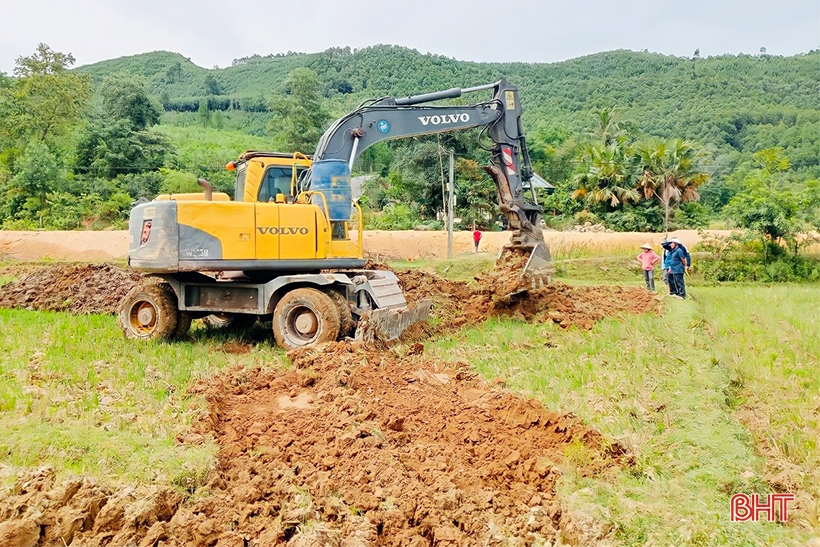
[447,149,454,259]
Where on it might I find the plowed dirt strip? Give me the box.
[0,263,660,333]
[0,264,142,314]
[0,342,629,546]
[395,270,660,332]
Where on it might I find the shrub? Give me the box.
[366,203,421,230]
[676,202,710,229]
[696,231,820,282]
[573,210,598,225]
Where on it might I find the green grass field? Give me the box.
[0,259,817,545]
[0,313,286,487]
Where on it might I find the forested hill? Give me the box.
[76,45,820,165]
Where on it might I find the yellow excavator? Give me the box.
[118,79,554,349]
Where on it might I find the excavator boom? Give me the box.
[311,79,555,288]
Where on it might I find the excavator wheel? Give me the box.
[175,311,193,338]
[328,290,355,338]
[272,288,341,350]
[202,312,257,330]
[156,284,192,338]
[118,284,178,340]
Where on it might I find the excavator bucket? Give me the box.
[498,240,556,293]
[354,300,434,344]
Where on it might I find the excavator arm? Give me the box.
[311,79,554,286]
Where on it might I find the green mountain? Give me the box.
[76,45,819,170]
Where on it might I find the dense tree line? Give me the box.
[1,43,818,268]
[74,46,819,169]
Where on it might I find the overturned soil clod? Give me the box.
[0,262,660,333]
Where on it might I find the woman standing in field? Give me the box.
[637,243,661,291]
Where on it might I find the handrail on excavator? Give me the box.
[297,190,332,258]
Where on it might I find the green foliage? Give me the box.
[75,46,819,174]
[197,100,211,127]
[0,44,91,144]
[154,125,279,196]
[267,68,330,153]
[454,158,498,230]
[13,43,76,77]
[699,253,820,283]
[726,187,799,247]
[635,137,710,231]
[676,201,710,229]
[100,74,161,130]
[39,192,99,230]
[696,232,820,282]
[74,119,173,179]
[366,203,421,230]
[159,169,201,194]
[572,140,640,208]
[116,172,165,200]
[723,149,817,258]
[8,141,61,208]
[600,202,664,232]
[1,44,818,231]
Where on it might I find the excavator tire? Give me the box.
[272,288,341,350]
[328,290,355,338]
[118,284,178,340]
[156,284,192,338]
[175,311,193,338]
[202,312,257,330]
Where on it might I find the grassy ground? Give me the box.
[0,312,285,487]
[0,260,817,545]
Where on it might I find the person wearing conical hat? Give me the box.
[636,243,661,291]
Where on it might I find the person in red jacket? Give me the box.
[473,229,482,252]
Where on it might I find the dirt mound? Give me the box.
[394,261,660,332]
[0,264,142,314]
[0,343,628,546]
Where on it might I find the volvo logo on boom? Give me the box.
[257,227,310,235]
[418,113,470,126]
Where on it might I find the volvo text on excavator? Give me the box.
[118,79,555,349]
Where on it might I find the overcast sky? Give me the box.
[1,0,818,74]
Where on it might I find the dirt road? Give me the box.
[0,229,734,262]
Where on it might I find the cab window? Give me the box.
[258,166,306,202]
[234,163,248,202]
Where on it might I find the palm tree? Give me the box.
[586,107,627,146]
[572,141,641,208]
[635,138,710,235]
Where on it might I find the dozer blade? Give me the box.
[498,241,556,293]
[354,300,433,344]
